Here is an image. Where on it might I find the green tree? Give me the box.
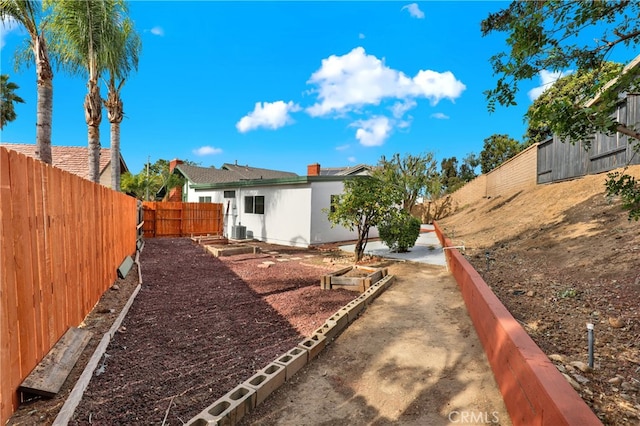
[103,14,141,191]
[376,152,437,212]
[0,74,25,128]
[480,134,522,174]
[525,62,624,146]
[378,211,421,253]
[459,153,480,182]
[482,1,640,218]
[121,159,186,201]
[0,0,53,163]
[440,157,462,193]
[46,0,129,183]
[326,176,401,262]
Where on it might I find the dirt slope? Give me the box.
[438,165,640,425]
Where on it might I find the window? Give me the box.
[199,196,212,203]
[244,195,265,214]
[330,194,340,213]
[224,190,236,198]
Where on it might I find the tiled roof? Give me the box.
[176,163,298,185]
[0,143,127,179]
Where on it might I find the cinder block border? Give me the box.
[433,221,601,425]
[185,273,396,425]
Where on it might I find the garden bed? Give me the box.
[321,265,388,292]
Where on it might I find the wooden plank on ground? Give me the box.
[19,327,93,398]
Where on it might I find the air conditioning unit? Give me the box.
[231,225,246,240]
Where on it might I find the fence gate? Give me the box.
[142,202,223,238]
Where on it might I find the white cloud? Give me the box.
[236,100,301,133]
[193,146,223,156]
[430,112,450,120]
[1,17,20,49]
[351,116,392,147]
[336,144,350,151]
[358,33,365,39]
[528,69,572,100]
[306,47,465,117]
[150,26,164,36]
[348,156,357,163]
[391,100,417,118]
[401,3,425,19]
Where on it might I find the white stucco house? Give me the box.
[170,160,378,248]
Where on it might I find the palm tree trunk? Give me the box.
[105,85,124,191]
[85,79,102,183]
[34,33,52,164]
[110,121,121,190]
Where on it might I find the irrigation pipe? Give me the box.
[53,246,144,425]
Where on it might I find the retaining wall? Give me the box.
[433,221,602,425]
[450,144,538,208]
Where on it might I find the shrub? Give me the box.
[379,212,421,253]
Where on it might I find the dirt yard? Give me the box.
[8,240,358,425]
[438,165,640,425]
[8,165,640,426]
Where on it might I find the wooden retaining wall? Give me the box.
[142,201,223,238]
[0,147,137,424]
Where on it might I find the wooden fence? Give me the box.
[0,147,137,424]
[142,202,223,238]
[537,94,640,184]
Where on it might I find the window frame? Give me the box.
[244,195,265,214]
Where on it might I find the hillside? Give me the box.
[439,165,640,425]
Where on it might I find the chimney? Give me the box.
[169,158,183,172]
[307,163,321,176]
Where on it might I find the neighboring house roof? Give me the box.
[319,164,370,176]
[0,143,128,180]
[175,163,297,185]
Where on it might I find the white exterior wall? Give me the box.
[185,179,376,248]
[309,181,379,244]
[236,185,312,247]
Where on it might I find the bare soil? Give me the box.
[438,165,640,425]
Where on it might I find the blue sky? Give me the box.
[0,1,634,176]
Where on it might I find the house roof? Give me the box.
[319,164,370,176]
[0,143,128,179]
[175,163,297,185]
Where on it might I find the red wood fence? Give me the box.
[142,202,223,237]
[0,147,137,424]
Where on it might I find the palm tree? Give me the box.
[0,74,25,129]
[103,16,140,191]
[0,0,53,163]
[45,0,128,183]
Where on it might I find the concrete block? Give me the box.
[185,414,218,426]
[186,383,255,426]
[345,296,367,322]
[379,274,395,290]
[298,333,326,360]
[327,309,349,334]
[313,319,339,343]
[274,347,308,380]
[245,362,286,406]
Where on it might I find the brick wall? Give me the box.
[451,144,538,208]
[450,174,486,208]
[486,144,538,197]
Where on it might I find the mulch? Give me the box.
[65,238,356,425]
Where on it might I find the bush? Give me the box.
[379,212,421,253]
